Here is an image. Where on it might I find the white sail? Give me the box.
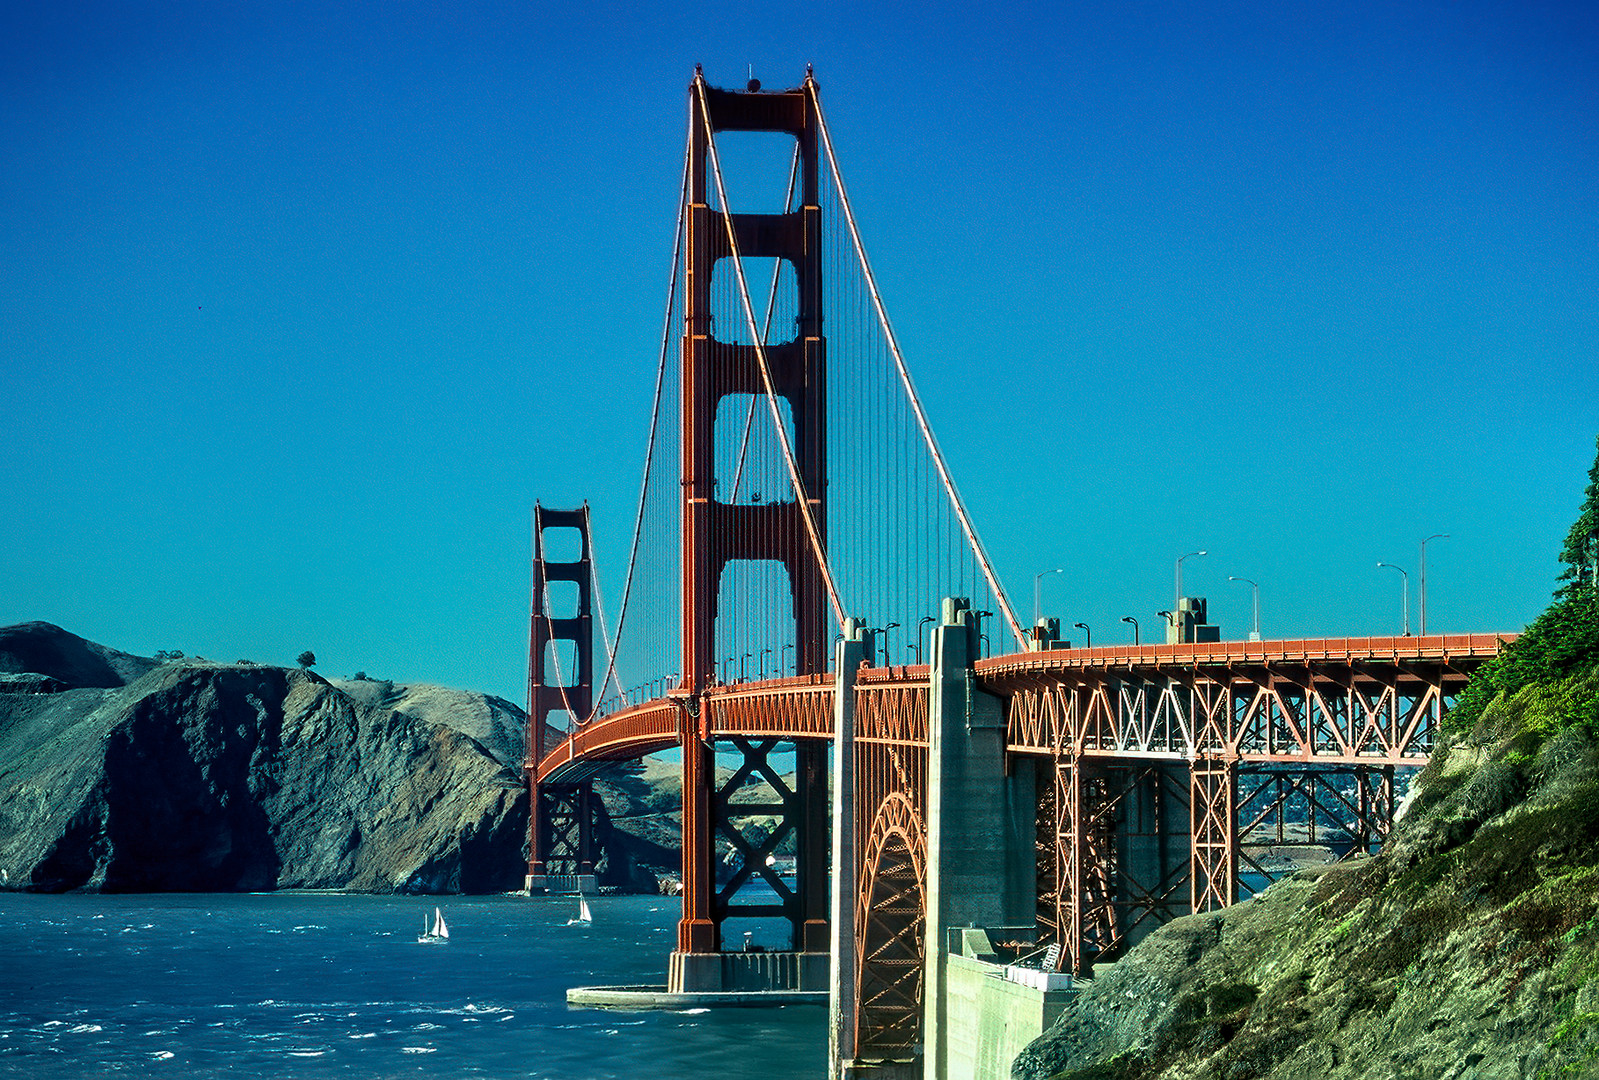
[579,897,593,923]
[434,907,449,939]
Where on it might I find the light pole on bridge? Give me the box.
[1376,563,1411,636]
[1156,610,1175,642]
[1228,576,1261,642]
[1420,534,1448,636]
[1176,550,1207,611]
[915,615,936,665]
[1121,616,1139,645]
[1073,622,1091,649]
[975,611,993,659]
[883,622,900,667]
[759,647,773,679]
[1034,568,1063,626]
[780,643,793,675]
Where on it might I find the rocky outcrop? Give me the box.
[1012,666,1599,1080]
[0,622,155,688]
[0,625,533,894]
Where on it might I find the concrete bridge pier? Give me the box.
[922,598,1038,1080]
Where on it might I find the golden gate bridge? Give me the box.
[523,67,1507,1079]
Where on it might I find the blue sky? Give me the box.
[3,1,1595,704]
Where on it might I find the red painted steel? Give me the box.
[527,504,595,879]
[987,633,1510,766]
[677,75,830,961]
[532,634,1510,1022]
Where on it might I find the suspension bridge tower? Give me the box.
[673,69,833,989]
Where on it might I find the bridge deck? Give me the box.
[537,634,1511,782]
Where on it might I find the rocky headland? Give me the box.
[0,622,679,895]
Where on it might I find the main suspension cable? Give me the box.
[695,74,847,632]
[556,125,693,725]
[807,74,1025,648]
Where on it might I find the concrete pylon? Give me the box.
[923,598,1036,1080]
[830,618,870,1079]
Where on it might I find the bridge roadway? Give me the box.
[536,632,1506,784]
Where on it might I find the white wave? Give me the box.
[151,1050,175,1060]
[67,1023,102,1033]
[675,1008,710,1015]
[400,1046,437,1054]
[286,1049,327,1057]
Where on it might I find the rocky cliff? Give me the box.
[0,623,536,894]
[1012,664,1599,1080]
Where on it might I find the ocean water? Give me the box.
[0,892,826,1078]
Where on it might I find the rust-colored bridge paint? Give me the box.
[538,634,1510,995]
[678,74,829,959]
[527,503,596,884]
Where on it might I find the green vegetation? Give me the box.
[296,650,317,669]
[1021,436,1599,1080]
[1449,435,1599,734]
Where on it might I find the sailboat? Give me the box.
[565,895,594,926]
[418,906,449,944]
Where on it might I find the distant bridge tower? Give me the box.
[674,70,831,985]
[526,503,600,894]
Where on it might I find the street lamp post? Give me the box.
[883,622,900,667]
[740,652,752,682]
[780,643,794,675]
[759,647,773,679]
[1228,575,1260,641]
[1073,622,1091,649]
[1176,550,1207,611]
[1034,568,1063,626]
[974,611,993,658]
[1121,616,1139,645]
[1376,563,1410,636]
[1420,534,1448,636]
[915,615,936,665]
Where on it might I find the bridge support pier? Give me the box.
[922,598,1037,1080]
[830,620,868,1078]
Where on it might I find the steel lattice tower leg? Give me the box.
[676,74,828,978]
[527,503,597,893]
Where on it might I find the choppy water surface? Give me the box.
[0,892,824,1078]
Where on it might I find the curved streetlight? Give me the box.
[1034,568,1063,626]
[739,652,752,682]
[1176,550,1207,611]
[780,643,794,675]
[1073,622,1091,649]
[974,611,994,658]
[915,615,937,665]
[1420,534,1448,636]
[1376,563,1410,636]
[1156,610,1174,643]
[759,647,773,679]
[883,622,901,667]
[1228,576,1260,642]
[1121,616,1139,645]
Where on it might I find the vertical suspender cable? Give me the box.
[807,75,1025,649]
[562,127,694,724]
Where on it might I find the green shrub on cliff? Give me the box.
[1450,435,1599,734]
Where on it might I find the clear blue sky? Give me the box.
[4,1,1595,704]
